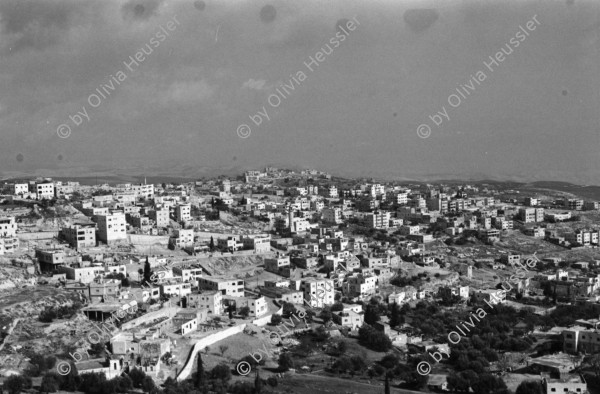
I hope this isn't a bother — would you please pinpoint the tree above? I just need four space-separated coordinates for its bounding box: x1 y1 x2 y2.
210 363 231 383
267 377 278 387
254 368 263 394
271 314 282 325
282 302 297 317
3 375 31 394
358 324 392 352
40 372 60 393
384 372 390 394
278 353 294 372
143 257 152 285
210 236 215 251
239 306 250 318
389 303 402 328
218 345 229 357
471 373 509 394
128 368 146 388
196 353 205 389
319 308 332 323
141 376 156 393
364 304 381 325
516 380 544 394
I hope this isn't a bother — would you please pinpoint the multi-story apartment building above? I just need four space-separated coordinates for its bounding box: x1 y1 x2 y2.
566 229 600 246
187 291 223 314
448 199 466 212
97 212 127 244
89 279 122 303
61 223 97 249
542 374 587 394
0 237 19 255
493 217 513 230
427 198 448 213
160 281 192 297
519 208 544 223
170 228 194 248
563 325 600 354
228 296 268 317
12 183 29 196
173 265 203 285
524 197 538 206
301 277 334 308
393 192 409 205
344 274 377 299
217 235 243 251
175 204 191 222
399 225 420 236
332 308 364 329
198 277 244 296
131 183 155 199
60 265 105 284
322 207 342 224
33 182 55 199
0 217 17 238
365 211 391 229
36 249 66 273
319 185 338 198
241 234 271 253
264 255 291 274
564 199 584 211
149 207 170 228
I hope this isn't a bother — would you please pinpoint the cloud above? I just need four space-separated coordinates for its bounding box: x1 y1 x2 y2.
242 78 267 91
0 0 80 53
121 0 164 21
163 80 214 104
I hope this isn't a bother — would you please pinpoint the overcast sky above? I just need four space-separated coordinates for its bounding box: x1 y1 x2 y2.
1 0 598 183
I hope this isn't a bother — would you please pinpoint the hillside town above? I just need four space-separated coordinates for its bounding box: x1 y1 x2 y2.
0 169 599 394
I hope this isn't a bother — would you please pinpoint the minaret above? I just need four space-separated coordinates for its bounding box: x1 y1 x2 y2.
288 209 294 231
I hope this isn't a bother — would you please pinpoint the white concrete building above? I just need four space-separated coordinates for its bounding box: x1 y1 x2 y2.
97 212 127 244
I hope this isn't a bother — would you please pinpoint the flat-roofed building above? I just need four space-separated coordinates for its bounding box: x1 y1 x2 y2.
564 199 584 211
259 287 303 304
344 274 377 299
12 183 28 196
217 235 243 252
187 291 223 314
170 228 194 248
225 295 268 317
198 277 244 297
0 217 17 237
264 255 290 274
89 279 122 303
322 207 342 224
332 308 364 329
175 204 191 222
34 182 54 199
542 373 587 394
132 183 154 200
36 249 66 273
0 237 18 255
97 212 127 244
241 234 271 253
60 265 104 284
160 281 192 297
173 265 203 285
173 309 207 335
149 207 170 228
61 223 96 249
301 277 334 308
